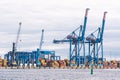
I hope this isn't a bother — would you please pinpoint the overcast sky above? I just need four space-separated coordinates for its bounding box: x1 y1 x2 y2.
0 0 120 60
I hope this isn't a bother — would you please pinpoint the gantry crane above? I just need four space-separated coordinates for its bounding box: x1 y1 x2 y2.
53 8 90 66
86 12 107 65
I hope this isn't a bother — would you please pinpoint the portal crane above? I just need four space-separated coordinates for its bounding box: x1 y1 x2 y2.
15 22 22 50
36 29 44 66
11 22 22 66
53 8 90 66
86 12 107 65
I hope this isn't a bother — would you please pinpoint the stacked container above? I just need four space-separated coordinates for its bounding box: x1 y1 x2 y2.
0 56 2 68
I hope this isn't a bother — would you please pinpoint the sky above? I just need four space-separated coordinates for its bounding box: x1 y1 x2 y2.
0 0 120 60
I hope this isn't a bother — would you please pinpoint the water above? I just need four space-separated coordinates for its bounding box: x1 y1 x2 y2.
0 69 120 80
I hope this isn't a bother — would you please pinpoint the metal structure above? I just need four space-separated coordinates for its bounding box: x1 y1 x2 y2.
35 29 60 66
4 10 107 68
4 29 60 67
15 22 22 50
53 8 90 66
39 29 44 50
86 12 107 65
36 29 44 66
4 50 56 67
11 22 22 66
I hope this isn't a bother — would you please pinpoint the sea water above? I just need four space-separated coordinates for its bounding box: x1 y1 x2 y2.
0 69 120 80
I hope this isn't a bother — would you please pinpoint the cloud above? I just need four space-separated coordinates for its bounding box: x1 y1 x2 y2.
0 0 120 59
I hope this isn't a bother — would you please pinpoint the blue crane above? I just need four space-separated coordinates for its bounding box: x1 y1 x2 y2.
36 29 60 66
39 29 44 50
36 29 44 66
86 12 107 65
53 8 90 66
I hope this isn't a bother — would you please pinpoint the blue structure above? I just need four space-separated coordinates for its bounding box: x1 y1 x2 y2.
53 8 90 66
36 29 44 66
86 12 107 65
4 29 61 67
4 50 58 67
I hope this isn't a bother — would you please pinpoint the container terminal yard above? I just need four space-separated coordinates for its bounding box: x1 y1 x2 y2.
0 0 120 79
0 8 120 70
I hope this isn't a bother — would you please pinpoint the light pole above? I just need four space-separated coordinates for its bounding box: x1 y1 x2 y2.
91 60 94 75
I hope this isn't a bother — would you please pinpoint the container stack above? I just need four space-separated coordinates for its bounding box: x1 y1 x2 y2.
0 56 2 68
2 59 7 68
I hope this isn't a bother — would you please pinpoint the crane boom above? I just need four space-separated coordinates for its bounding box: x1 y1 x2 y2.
81 8 90 40
39 29 44 50
53 8 90 43
15 22 22 51
100 12 107 41
86 12 107 43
